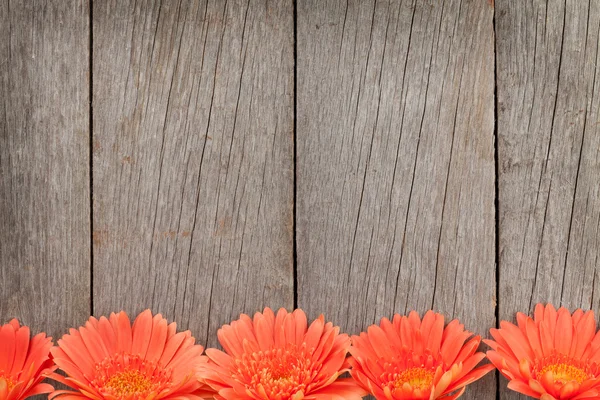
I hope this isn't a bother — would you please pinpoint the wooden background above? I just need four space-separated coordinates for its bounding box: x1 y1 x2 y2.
0 1 598 399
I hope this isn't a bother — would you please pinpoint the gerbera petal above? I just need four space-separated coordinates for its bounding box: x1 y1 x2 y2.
10 325 30 376
487 304 600 400
303 316 324 351
508 379 540 397
499 320 535 362
21 382 54 397
217 325 244 357
200 308 363 399
95 317 118 355
56 336 95 377
78 325 108 364
0 323 16 373
366 325 392 359
427 314 445 356
145 314 168 363
309 379 367 399
526 317 544 360
50 311 213 400
256 314 275 351
114 311 133 353
0 320 54 400
555 309 573 355
540 321 554 358
131 309 153 358
350 311 493 399
574 311 596 359
293 309 308 346
544 304 558 337
159 331 187 367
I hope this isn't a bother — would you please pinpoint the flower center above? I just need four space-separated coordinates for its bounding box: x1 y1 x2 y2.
538 363 590 384
392 367 434 391
534 355 595 385
232 344 317 397
90 353 172 399
104 370 154 397
0 375 16 392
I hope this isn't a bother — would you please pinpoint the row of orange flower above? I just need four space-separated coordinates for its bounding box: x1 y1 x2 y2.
0 303 597 400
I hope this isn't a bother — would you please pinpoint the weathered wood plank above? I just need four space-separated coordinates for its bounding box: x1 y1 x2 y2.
497 0 600 398
0 0 91 340
92 0 294 347
297 0 496 398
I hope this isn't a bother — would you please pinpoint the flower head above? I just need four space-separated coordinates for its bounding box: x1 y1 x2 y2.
49 310 214 399
349 310 494 399
199 307 367 399
0 319 55 399
486 303 600 399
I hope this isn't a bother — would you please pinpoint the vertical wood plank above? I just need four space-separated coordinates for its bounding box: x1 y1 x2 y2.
497 0 600 398
0 0 90 339
92 0 294 347
297 1 496 398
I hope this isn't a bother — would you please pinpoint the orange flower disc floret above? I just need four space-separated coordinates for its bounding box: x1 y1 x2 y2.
0 319 56 400
393 367 435 391
486 303 600 400
234 343 316 397
88 353 173 398
198 307 367 400
49 310 214 400
349 310 495 400
535 356 592 385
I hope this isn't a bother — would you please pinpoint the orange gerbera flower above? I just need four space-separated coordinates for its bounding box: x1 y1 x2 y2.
349 311 494 399
0 319 55 399
49 310 214 399
486 303 600 399
199 307 367 399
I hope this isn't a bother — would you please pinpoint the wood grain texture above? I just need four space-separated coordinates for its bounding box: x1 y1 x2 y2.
0 0 90 340
92 0 294 347
296 0 496 398
497 0 600 398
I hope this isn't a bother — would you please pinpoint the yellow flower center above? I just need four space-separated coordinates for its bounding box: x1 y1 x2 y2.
233 344 317 398
0 375 16 392
393 367 434 391
104 370 154 397
538 363 590 384
90 353 172 399
533 354 597 387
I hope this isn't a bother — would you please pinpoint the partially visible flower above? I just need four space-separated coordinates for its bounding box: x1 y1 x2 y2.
486 303 600 400
199 307 367 399
49 310 214 399
0 319 55 399
349 311 494 399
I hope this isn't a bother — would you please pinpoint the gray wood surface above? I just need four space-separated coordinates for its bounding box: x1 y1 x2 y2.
3 1 600 398
497 0 600 399
92 0 294 347
0 0 90 340
296 0 496 398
